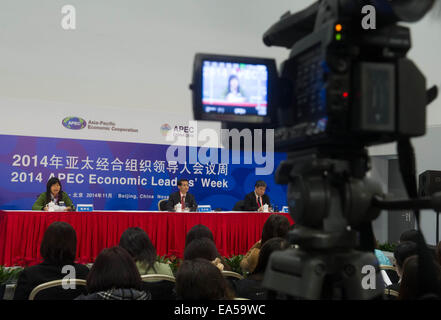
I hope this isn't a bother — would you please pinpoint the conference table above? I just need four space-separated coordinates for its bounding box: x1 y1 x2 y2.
0 210 293 267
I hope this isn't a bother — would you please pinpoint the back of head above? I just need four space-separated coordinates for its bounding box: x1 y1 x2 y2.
252 237 289 277
394 241 418 270
119 227 156 269
261 214 290 245
184 237 219 261
398 255 419 300
185 224 214 247
399 255 441 300
437 241 441 266
40 221 77 265
400 229 419 244
176 258 232 300
87 246 142 293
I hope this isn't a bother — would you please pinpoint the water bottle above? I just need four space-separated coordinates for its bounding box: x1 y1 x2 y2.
263 204 269 213
48 201 56 212
175 203 182 212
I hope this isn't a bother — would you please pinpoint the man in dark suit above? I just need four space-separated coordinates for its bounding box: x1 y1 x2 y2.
166 178 198 212
243 180 271 212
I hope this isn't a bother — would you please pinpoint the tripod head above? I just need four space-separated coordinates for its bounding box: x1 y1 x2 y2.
276 146 383 232
262 147 385 299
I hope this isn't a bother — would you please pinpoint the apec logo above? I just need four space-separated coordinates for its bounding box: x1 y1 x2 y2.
62 117 87 130
160 123 172 136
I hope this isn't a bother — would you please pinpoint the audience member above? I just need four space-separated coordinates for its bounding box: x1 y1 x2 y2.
233 237 289 300
185 224 214 247
75 246 150 300
240 214 290 274
119 227 173 277
398 255 418 300
399 229 437 260
184 237 226 271
386 241 418 292
400 229 419 244
436 241 441 267
13 222 89 300
175 258 234 300
184 225 231 270
398 255 441 300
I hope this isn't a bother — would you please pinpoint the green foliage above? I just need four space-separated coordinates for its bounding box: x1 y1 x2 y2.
156 255 246 276
157 255 181 276
0 266 23 284
377 242 397 252
223 255 244 275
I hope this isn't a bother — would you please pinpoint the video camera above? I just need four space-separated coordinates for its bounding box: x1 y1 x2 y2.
191 0 437 152
190 0 439 299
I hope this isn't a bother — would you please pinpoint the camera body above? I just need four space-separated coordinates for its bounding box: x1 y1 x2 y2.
274 19 427 152
189 0 437 299
190 0 433 153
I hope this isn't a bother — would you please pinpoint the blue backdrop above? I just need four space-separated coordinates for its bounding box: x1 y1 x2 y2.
0 134 287 211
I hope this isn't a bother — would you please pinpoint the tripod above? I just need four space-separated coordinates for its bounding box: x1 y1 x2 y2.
262 148 385 299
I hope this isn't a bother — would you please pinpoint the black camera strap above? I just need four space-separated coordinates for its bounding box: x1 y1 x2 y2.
397 137 440 298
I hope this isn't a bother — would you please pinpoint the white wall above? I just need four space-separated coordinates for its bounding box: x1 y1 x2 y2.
1 1 439 120
370 126 441 245
370 156 389 244
405 11 441 126
0 0 307 113
1 1 440 241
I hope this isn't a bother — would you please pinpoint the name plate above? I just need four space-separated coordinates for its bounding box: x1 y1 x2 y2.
77 204 93 212
197 205 212 213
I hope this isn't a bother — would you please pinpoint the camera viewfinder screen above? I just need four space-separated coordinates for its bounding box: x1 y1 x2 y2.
202 60 269 117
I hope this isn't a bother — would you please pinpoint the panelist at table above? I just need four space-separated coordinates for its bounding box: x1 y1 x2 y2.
32 177 74 211
166 178 197 212
243 180 271 212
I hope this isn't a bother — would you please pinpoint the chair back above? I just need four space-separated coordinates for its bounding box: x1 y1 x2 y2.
222 271 244 280
141 274 176 283
380 265 400 284
384 288 399 299
380 265 397 271
0 283 16 300
29 279 87 300
141 274 176 300
158 199 168 211
232 200 245 211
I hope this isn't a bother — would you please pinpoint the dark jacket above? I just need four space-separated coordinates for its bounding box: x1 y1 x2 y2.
32 191 74 211
243 192 271 212
13 261 89 300
166 191 197 212
75 288 151 300
232 276 267 300
140 281 176 300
